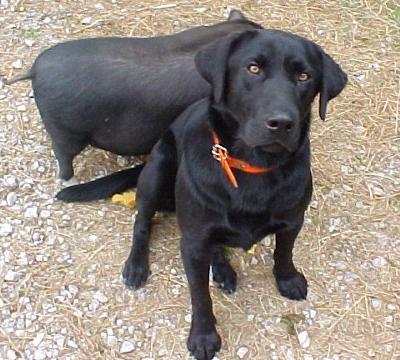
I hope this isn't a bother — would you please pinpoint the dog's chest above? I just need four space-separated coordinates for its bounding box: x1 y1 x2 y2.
217 209 286 251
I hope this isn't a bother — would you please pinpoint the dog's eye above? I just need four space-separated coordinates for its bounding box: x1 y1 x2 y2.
298 73 310 81
247 64 261 75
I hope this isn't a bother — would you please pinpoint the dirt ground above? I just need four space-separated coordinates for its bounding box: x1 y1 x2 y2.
0 0 399 359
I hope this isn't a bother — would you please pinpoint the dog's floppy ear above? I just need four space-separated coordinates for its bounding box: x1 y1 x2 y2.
195 32 246 104
319 50 348 120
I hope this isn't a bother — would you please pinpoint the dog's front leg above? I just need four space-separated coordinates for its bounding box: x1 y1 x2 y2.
181 239 221 360
273 217 308 300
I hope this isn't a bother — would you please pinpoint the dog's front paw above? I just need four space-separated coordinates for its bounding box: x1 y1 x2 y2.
212 262 237 294
275 271 308 300
188 329 221 360
122 258 149 290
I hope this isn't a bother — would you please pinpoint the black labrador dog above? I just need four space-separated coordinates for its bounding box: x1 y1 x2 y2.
59 29 347 359
6 10 260 181
120 29 347 359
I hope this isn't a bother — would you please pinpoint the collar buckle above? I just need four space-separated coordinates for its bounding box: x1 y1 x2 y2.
212 144 228 161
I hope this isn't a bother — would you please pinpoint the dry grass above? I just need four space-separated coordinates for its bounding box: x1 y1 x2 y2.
0 0 399 359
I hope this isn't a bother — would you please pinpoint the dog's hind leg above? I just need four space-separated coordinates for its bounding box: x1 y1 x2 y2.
122 134 177 289
211 247 237 294
273 217 308 300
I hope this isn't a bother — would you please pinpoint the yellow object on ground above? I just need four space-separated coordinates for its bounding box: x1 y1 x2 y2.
247 244 257 255
111 191 136 208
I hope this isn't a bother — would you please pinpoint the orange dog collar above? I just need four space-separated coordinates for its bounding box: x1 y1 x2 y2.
211 131 275 188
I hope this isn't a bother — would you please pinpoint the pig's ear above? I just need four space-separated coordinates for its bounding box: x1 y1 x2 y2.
227 9 247 21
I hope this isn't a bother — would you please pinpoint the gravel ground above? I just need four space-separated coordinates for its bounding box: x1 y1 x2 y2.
0 1 399 359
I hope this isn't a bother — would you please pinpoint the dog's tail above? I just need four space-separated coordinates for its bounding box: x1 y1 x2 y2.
56 164 145 202
5 70 33 85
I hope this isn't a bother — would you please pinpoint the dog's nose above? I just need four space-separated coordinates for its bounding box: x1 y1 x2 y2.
265 115 294 132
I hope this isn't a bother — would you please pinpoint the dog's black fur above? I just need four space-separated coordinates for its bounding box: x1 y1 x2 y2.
6 10 260 181
59 29 347 359
120 29 347 360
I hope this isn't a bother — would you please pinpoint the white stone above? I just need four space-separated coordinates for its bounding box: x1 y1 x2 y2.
3 175 17 187
6 349 17 360
93 291 108 303
34 349 46 360
32 331 45 346
12 59 22 69
120 340 135 353
184 314 191 323
298 330 311 348
68 284 78 295
107 335 118 346
4 270 19 281
237 346 248 358
25 206 38 219
40 210 51 218
25 39 35 47
370 298 381 310
95 3 105 11
67 340 78 348
372 256 387 267
16 104 26 112
0 223 13 237
81 17 93 25
6 192 17 206
54 334 65 350
4 249 14 263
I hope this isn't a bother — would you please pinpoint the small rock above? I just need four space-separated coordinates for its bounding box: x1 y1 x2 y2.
16 104 26 112
40 210 51 218
12 59 22 69
0 223 13 237
120 340 135 353
117 155 128 166
107 335 118 346
6 349 17 360
4 249 14 262
25 206 38 219
93 291 108 303
81 17 93 25
25 39 35 47
372 256 387 267
88 234 97 242
67 340 78 348
298 330 311 348
370 298 381 310
237 346 248 358
68 284 78 295
6 192 17 206
387 303 396 310
184 314 191 323
150 263 159 272
32 332 45 347
3 175 17 187
33 349 46 360
54 334 65 348
250 256 258 265
4 270 19 282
